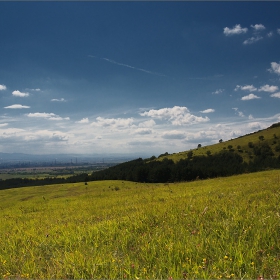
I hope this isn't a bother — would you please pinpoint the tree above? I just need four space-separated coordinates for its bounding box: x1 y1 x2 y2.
187 151 193 159
197 144 202 148
259 135 265 141
219 139 223 143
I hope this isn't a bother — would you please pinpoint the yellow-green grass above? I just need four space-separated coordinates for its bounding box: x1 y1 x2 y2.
160 125 280 163
1 170 280 279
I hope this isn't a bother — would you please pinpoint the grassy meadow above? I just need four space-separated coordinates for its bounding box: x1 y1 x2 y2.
0 170 280 279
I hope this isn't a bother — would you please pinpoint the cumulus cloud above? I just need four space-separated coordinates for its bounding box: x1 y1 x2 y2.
248 122 263 130
258 84 279 92
241 93 261 100
235 85 257 92
212 89 224 94
75 118 89 124
51 98 66 102
134 128 153 135
0 84 7 91
162 130 186 139
92 117 134 128
243 36 263 45
251 24 265 32
140 106 209 126
138 119 156 128
271 92 280 98
200 109 215 113
232 108 245 117
27 112 70 121
268 62 280 75
12 90 29 97
4 104 30 109
223 24 248 36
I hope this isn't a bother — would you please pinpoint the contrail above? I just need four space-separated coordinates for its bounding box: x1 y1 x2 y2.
88 55 166 77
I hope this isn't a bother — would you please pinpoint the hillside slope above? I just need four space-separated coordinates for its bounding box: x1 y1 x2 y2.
159 122 280 163
90 122 280 183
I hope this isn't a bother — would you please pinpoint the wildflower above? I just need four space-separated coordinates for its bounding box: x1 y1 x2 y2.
224 255 228 260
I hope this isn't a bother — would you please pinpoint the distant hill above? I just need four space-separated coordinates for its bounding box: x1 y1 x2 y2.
157 122 280 163
90 122 280 183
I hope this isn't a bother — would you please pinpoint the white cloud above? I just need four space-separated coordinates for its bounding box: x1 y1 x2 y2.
223 24 248 36
51 98 66 102
0 123 8 127
31 88 41 92
75 118 89 124
235 85 257 92
248 122 263 130
92 117 134 128
241 93 261 100
12 90 29 97
27 112 70 121
248 114 254 120
243 36 263 45
212 89 224 94
200 109 215 113
271 92 280 98
251 24 265 31
140 106 209 126
134 128 153 135
267 32 273 37
277 29 280 35
162 130 186 139
258 84 279 93
0 84 7 91
4 104 30 109
138 119 156 128
268 62 280 75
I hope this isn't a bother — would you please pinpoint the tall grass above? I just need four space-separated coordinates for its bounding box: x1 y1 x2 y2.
0 170 280 279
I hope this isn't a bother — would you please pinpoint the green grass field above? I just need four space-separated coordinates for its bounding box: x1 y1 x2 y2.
0 170 280 279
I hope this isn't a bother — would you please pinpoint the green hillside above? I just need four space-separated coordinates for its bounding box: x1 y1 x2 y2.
0 170 280 279
159 122 280 163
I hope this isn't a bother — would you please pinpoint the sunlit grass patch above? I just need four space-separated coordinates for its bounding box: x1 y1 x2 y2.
0 171 280 278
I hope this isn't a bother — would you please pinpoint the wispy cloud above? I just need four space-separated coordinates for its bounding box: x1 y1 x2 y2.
0 123 8 127
0 84 7 91
223 24 248 36
27 112 70 121
241 93 261 100
51 98 66 102
235 85 257 92
212 89 224 94
12 90 29 97
200 109 215 113
4 104 30 109
88 55 166 77
243 36 263 45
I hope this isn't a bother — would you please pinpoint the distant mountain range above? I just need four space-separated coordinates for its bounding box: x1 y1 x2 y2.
0 152 149 165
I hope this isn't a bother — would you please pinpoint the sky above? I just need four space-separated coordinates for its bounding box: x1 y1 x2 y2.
1 2 280 157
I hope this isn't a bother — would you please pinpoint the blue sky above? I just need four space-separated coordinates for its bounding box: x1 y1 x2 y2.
1 2 280 156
